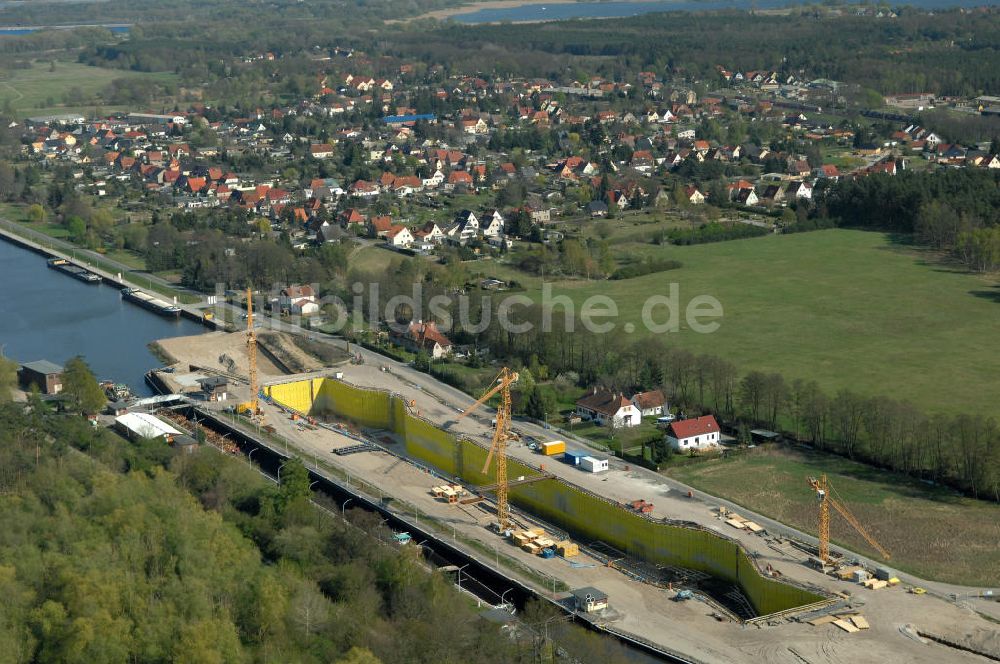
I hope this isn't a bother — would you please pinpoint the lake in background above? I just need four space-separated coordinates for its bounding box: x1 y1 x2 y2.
453 0 1000 23
0 239 205 396
0 25 129 35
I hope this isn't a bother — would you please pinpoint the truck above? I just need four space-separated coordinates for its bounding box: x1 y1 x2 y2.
540 440 566 456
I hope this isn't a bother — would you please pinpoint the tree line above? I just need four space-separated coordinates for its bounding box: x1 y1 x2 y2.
821 169 1000 272
463 306 1000 503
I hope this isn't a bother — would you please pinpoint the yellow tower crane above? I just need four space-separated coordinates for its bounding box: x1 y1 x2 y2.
807 474 890 563
245 288 262 422
458 367 519 533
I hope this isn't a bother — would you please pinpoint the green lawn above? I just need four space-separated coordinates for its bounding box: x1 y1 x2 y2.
349 245 402 273
569 418 662 454
524 229 1000 415
0 61 176 114
667 446 1000 586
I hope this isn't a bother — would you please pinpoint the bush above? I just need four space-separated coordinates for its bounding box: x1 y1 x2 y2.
611 258 682 280
667 222 769 246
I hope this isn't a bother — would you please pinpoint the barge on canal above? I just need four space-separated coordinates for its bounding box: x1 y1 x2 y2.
46 257 101 283
121 287 182 317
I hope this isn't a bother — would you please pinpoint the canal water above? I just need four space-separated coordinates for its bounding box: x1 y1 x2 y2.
0 239 205 396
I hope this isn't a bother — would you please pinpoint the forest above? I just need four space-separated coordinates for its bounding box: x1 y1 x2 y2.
390 9 1000 96
0 393 640 664
822 169 1000 271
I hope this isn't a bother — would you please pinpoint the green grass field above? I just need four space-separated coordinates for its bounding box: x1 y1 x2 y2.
0 61 175 114
525 229 1000 415
667 446 1000 586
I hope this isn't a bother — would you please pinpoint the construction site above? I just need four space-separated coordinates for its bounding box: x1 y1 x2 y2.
147 310 1000 664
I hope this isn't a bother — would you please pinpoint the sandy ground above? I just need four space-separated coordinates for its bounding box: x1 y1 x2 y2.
157 331 284 379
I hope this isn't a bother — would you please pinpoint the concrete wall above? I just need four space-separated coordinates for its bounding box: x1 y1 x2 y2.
266 378 825 617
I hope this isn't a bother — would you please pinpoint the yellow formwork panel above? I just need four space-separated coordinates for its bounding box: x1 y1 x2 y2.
277 377 825 616
266 379 314 413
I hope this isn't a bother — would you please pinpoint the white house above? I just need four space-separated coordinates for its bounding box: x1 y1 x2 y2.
386 225 414 248
630 390 666 417
446 210 479 243
414 222 445 244
666 415 721 451
291 298 320 316
481 210 505 237
422 169 445 188
392 320 453 358
279 284 316 310
786 181 813 200
575 388 642 428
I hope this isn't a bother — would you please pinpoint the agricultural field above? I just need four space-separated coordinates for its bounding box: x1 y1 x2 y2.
666 446 1000 587
523 229 1000 415
0 60 175 114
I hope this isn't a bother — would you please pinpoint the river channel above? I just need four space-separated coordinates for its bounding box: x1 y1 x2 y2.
0 238 205 396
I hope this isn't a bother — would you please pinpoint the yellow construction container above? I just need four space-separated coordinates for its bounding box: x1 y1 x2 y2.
541 440 566 456
525 528 546 539
556 541 579 557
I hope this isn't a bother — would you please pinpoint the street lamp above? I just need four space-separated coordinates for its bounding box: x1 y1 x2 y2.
341 498 353 517
500 588 514 609
309 480 319 491
248 447 258 468
457 563 470 592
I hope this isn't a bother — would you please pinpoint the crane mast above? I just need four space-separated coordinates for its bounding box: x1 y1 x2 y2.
808 474 890 562
246 288 260 421
458 367 519 533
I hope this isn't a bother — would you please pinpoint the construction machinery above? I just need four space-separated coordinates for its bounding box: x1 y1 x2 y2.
457 367 518 533
807 474 890 563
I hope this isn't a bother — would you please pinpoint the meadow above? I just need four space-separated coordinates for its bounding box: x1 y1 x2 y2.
0 60 175 114
522 229 1000 415
667 446 1000 587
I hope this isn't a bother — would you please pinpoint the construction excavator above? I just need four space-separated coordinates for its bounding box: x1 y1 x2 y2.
807 474 890 564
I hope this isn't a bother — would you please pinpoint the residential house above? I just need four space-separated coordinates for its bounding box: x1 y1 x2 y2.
666 415 721 451
386 225 414 248
279 285 319 315
684 185 705 205
631 390 667 417
481 210 505 237
588 200 609 218
339 208 366 226
413 221 445 244
393 320 453 358
786 181 813 200
310 143 334 159
369 215 394 238
575 388 642 428
760 184 785 206
349 180 379 198
735 188 759 206
814 164 840 180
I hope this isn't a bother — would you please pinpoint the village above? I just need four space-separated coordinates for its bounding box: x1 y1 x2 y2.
14 50 1000 265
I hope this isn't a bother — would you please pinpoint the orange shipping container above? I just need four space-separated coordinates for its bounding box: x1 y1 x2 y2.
541 440 566 456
